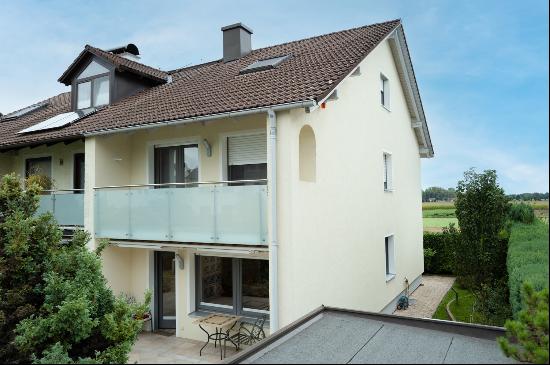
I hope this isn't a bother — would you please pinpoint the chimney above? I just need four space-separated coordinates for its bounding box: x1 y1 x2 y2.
221 23 253 62
107 43 141 61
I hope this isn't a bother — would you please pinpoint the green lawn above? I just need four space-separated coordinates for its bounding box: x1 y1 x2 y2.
423 217 458 231
433 283 479 323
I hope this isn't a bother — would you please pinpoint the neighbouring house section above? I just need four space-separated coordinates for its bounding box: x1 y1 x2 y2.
0 140 85 227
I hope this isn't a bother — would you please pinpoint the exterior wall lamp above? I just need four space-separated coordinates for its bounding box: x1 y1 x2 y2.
202 139 212 157
175 253 184 270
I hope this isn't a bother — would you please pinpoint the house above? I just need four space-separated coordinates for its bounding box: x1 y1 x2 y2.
0 19 434 341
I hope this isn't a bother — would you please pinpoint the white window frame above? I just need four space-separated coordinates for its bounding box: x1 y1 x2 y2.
385 234 396 282
383 151 393 192
380 73 390 110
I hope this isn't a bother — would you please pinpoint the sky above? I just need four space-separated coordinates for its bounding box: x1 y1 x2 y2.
0 0 548 194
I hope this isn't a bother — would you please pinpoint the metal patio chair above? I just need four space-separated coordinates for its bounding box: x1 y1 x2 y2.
229 315 267 350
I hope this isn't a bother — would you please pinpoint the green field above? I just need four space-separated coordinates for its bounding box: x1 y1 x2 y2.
423 206 457 231
423 208 456 218
433 283 478 323
423 218 458 231
422 200 549 231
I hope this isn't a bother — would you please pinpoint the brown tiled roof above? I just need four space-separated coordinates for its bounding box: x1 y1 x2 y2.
0 92 79 149
0 19 400 150
58 45 169 85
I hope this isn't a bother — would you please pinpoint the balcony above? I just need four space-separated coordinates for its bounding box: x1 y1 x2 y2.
36 190 85 226
94 180 268 245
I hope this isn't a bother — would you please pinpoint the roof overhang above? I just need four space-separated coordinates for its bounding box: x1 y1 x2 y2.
387 25 434 158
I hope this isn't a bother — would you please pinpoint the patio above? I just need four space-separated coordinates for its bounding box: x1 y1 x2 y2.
129 331 239 364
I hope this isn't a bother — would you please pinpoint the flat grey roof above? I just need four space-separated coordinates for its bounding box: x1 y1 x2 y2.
227 307 517 364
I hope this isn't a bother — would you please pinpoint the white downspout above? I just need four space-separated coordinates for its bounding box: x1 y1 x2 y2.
267 109 279 333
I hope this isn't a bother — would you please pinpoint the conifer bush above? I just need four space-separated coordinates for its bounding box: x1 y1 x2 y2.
0 173 148 364
499 283 549 364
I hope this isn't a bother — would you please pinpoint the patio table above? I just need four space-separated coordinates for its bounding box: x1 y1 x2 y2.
194 314 241 360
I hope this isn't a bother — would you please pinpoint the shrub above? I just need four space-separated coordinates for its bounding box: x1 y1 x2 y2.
476 279 512 326
508 220 549 316
509 203 535 224
498 283 549 364
423 247 436 272
423 223 459 274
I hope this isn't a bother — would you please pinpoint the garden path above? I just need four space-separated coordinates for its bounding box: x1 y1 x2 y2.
394 275 455 319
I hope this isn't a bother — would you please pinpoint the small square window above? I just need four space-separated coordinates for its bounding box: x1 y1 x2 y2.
383 152 393 191
380 74 390 109
385 235 395 280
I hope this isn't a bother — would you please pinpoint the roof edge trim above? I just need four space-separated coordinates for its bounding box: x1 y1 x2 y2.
388 25 434 158
82 100 317 137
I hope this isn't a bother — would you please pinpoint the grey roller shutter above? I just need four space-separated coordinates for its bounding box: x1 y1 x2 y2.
227 133 267 165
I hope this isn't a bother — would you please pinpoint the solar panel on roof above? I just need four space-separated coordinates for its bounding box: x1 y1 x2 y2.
1 101 49 121
240 55 289 74
18 108 95 134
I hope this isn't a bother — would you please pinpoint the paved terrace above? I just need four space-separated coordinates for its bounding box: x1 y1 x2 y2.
129 331 238 364
226 307 517 364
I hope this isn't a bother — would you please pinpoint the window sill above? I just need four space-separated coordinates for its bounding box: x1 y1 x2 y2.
385 274 396 283
189 310 270 325
381 105 391 112
384 188 394 193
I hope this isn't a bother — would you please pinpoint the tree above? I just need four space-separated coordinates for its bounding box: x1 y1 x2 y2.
454 169 510 289
0 173 148 364
422 186 457 202
499 283 549 364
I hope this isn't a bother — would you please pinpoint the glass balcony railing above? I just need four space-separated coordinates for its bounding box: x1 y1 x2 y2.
94 180 268 245
36 190 85 226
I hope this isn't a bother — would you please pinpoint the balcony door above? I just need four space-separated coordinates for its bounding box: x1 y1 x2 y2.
73 153 85 192
154 144 199 187
155 251 176 329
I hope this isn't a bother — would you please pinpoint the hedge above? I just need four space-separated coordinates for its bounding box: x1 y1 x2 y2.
509 203 536 224
423 225 460 274
507 220 549 316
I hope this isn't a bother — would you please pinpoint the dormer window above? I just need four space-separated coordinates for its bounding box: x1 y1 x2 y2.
75 60 110 110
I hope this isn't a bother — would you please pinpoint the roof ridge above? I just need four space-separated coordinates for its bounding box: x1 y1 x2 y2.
1 91 70 118
85 45 169 76
167 19 401 74
251 18 401 54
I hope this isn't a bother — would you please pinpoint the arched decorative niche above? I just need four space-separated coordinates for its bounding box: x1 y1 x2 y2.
299 125 316 182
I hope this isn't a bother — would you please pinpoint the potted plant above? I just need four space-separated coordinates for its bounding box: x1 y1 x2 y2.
125 290 153 332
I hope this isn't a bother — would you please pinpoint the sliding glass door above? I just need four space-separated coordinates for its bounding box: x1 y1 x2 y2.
196 256 269 317
154 144 199 187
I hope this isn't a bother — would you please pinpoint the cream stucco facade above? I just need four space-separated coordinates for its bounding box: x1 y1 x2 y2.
0 35 430 342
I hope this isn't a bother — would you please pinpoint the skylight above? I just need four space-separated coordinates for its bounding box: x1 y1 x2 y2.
240 55 289 74
1 101 49 121
18 108 95 134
